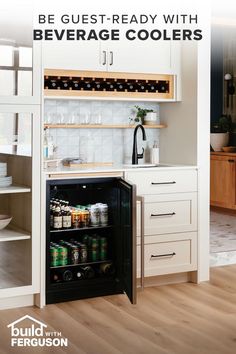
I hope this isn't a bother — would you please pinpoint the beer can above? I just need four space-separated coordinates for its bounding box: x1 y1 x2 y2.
50 246 60 267
58 246 68 266
90 205 100 227
91 237 99 262
70 245 79 264
80 210 90 228
80 243 88 263
100 237 108 261
72 210 80 229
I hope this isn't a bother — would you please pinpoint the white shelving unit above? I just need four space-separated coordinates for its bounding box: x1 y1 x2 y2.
0 186 31 194
0 228 30 242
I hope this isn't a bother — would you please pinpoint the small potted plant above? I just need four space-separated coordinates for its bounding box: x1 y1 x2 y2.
210 115 232 151
129 106 154 125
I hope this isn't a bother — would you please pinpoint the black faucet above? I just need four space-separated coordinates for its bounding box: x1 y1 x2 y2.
132 124 147 164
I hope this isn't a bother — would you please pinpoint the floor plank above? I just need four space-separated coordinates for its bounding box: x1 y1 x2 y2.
1 265 236 353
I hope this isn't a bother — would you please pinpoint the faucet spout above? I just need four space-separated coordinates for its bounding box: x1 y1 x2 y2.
132 124 147 165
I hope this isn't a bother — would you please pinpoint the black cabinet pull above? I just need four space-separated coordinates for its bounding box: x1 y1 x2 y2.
151 252 176 258
151 181 176 185
228 159 235 163
151 212 176 217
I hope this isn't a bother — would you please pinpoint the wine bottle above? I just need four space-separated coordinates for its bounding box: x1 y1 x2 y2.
105 80 115 91
137 80 147 92
80 266 95 279
126 80 137 92
99 262 115 276
116 80 126 92
51 269 73 283
147 81 157 93
157 81 168 93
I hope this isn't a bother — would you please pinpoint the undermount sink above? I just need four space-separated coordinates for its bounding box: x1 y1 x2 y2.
124 163 171 168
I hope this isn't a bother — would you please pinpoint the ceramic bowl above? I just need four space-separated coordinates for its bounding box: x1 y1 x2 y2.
0 215 12 230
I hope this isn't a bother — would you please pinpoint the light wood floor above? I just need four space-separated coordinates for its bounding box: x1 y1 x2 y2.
1 266 236 354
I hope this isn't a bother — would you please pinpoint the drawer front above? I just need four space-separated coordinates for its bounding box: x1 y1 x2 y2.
144 193 197 235
137 233 197 277
126 169 197 195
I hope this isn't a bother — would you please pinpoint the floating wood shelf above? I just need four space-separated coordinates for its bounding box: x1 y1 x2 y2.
44 124 167 129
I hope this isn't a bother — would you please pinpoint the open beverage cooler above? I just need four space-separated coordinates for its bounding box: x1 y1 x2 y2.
46 177 136 304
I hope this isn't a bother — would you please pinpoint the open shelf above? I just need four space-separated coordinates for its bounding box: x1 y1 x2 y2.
0 228 31 242
50 225 113 233
0 185 31 194
44 124 166 129
50 259 112 269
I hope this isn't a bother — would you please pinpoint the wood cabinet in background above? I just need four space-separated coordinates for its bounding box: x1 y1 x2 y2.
210 152 236 210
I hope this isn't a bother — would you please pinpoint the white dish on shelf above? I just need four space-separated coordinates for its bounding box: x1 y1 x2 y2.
0 215 12 230
0 176 12 187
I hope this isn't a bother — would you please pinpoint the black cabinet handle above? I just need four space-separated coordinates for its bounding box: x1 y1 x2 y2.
151 212 176 217
228 159 235 163
151 252 176 258
151 181 176 185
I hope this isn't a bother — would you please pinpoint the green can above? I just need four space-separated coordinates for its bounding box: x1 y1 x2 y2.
91 237 99 262
50 246 60 267
58 246 68 266
100 237 108 261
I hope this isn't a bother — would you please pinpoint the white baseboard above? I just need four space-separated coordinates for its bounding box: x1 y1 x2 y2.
0 295 34 310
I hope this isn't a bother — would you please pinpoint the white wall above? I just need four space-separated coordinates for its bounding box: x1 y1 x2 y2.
159 41 198 165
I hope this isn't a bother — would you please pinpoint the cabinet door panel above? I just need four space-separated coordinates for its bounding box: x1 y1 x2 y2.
106 39 170 74
42 41 103 71
210 156 236 209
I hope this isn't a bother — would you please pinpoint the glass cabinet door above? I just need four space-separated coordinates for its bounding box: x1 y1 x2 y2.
0 41 41 104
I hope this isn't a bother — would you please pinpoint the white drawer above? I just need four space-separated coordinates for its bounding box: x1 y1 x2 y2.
126 169 197 195
144 193 197 235
137 232 197 277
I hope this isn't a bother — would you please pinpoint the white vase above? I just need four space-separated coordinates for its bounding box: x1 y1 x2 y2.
144 112 158 125
210 132 229 151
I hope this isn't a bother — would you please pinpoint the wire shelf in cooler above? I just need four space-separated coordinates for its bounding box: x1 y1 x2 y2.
50 259 112 269
50 225 113 233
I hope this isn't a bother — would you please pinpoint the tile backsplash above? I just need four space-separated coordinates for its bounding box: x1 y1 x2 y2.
44 100 160 164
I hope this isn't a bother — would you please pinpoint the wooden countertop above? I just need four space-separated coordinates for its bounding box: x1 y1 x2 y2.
211 151 236 156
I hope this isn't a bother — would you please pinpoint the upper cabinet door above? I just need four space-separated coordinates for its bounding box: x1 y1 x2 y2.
42 41 104 71
104 36 180 75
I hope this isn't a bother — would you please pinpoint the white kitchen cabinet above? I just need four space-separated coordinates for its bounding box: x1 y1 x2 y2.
42 38 180 76
137 232 197 277
102 38 180 75
42 41 103 71
126 168 198 280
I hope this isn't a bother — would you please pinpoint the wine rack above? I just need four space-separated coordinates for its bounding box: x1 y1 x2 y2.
44 69 174 100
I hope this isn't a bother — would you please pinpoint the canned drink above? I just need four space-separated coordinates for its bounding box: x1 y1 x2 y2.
99 204 108 226
80 243 88 263
50 246 60 267
58 246 68 266
90 205 100 227
72 210 80 229
80 210 90 228
70 245 79 264
91 237 99 262
100 237 108 261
